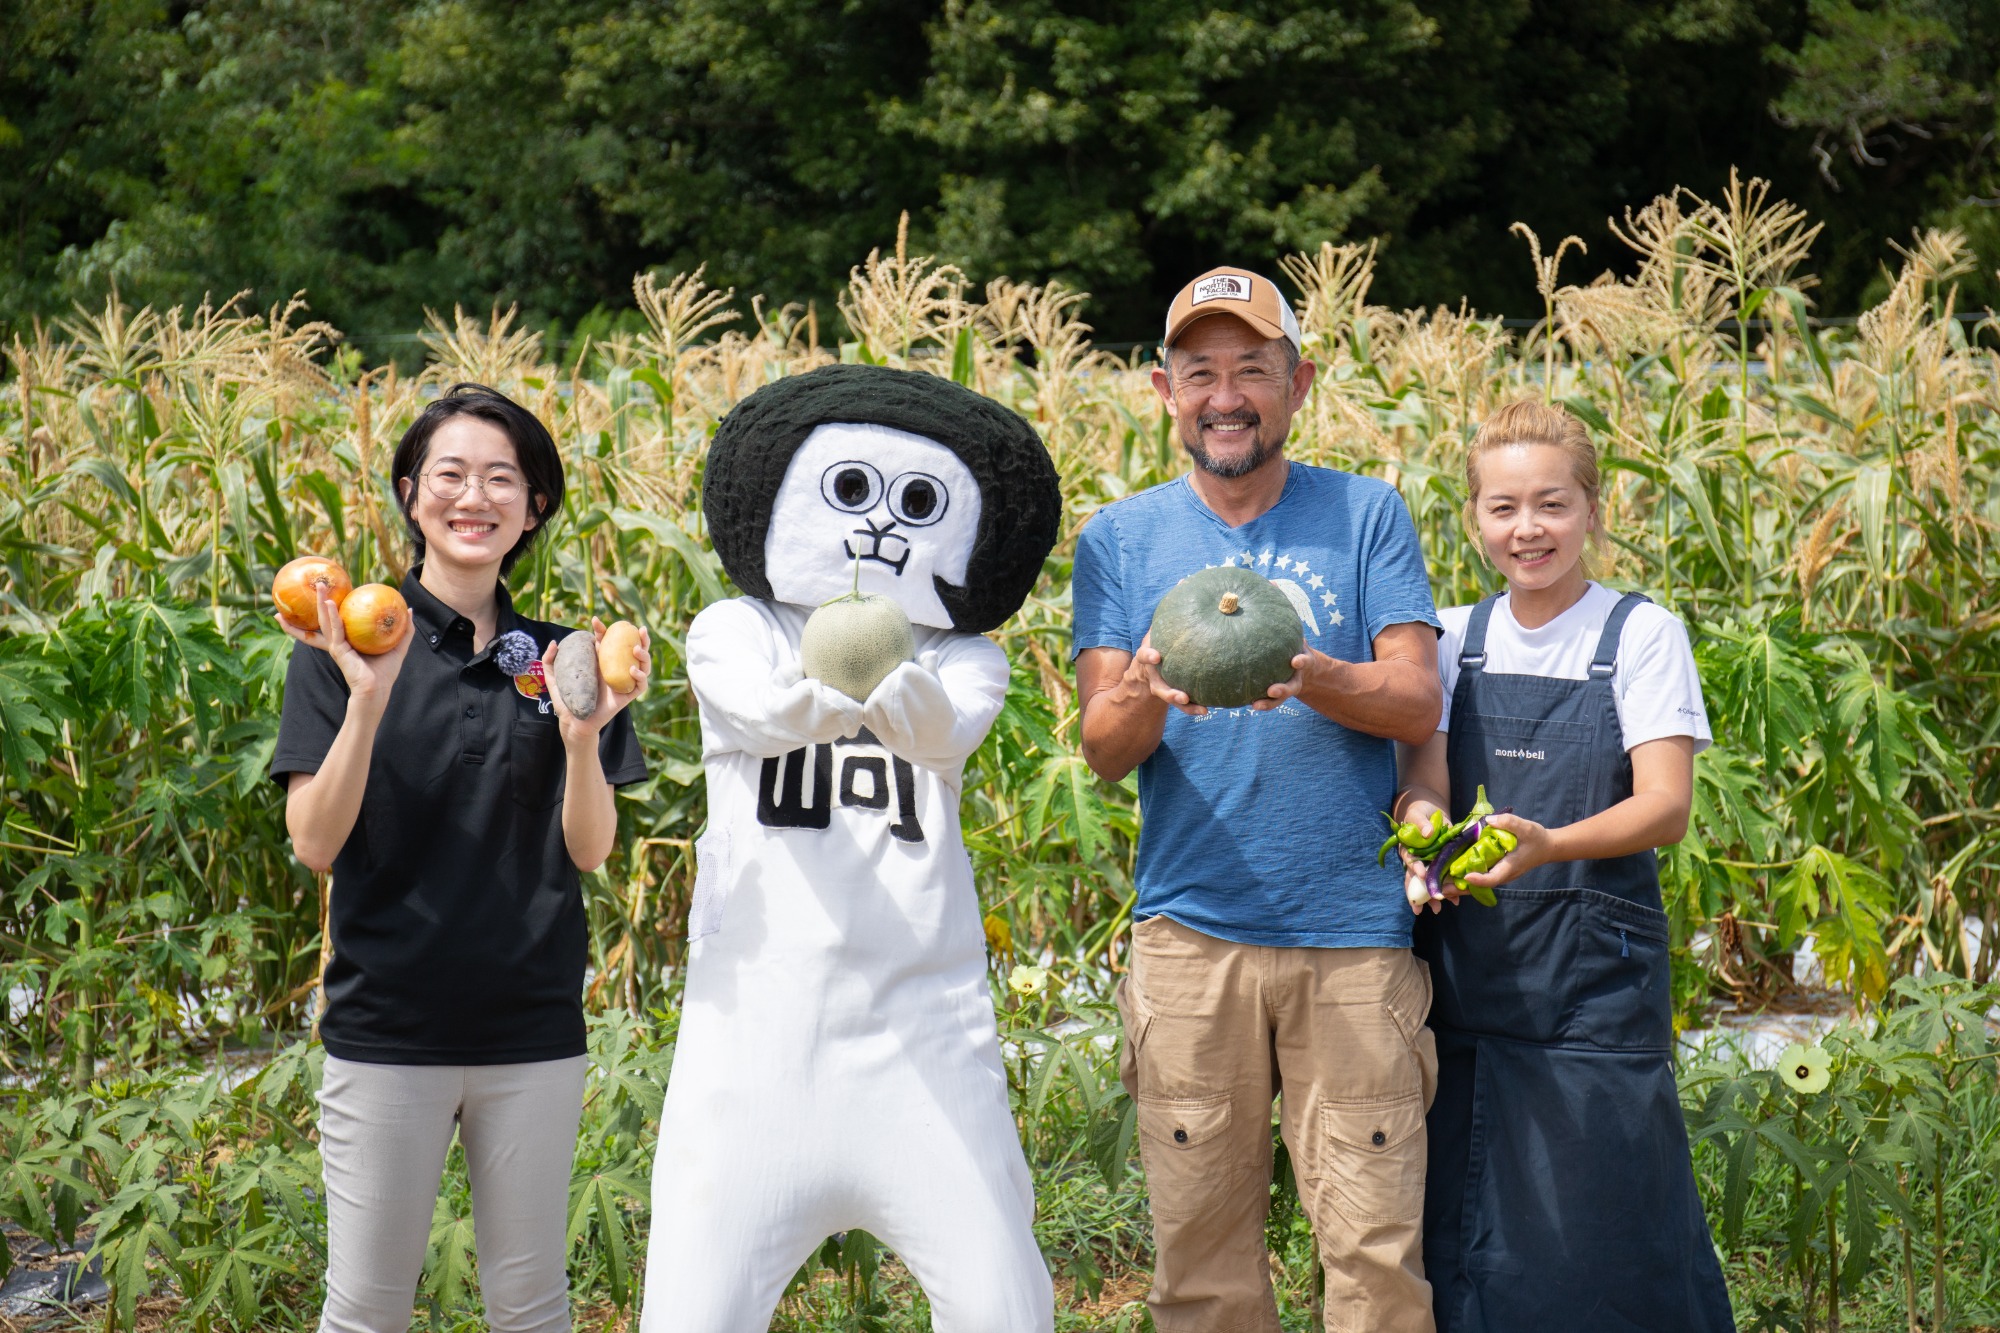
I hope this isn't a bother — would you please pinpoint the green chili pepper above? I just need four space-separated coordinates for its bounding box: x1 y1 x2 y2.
1446 826 1516 907
1381 788 1498 872
1378 809 1449 865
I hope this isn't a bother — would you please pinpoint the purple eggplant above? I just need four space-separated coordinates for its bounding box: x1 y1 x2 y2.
1421 801 1515 900
1425 818 1488 899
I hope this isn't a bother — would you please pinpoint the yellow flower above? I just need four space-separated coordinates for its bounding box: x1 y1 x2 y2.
1007 964 1048 997
1778 1042 1831 1094
983 913 1013 957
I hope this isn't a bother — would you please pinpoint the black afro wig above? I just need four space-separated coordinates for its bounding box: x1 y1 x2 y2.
704 364 1062 634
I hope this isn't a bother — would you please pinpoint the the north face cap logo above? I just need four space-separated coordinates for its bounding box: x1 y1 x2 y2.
1191 274 1251 305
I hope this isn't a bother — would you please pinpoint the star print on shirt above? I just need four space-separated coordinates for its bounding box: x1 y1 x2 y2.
1184 546 1341 652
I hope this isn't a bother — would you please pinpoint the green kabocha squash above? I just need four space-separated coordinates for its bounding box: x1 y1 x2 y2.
1148 567 1305 708
801 591 915 701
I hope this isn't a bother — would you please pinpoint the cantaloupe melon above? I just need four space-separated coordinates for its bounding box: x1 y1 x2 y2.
801 593 914 702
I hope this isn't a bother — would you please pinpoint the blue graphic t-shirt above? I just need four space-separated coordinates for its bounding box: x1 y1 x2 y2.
1071 463 1440 949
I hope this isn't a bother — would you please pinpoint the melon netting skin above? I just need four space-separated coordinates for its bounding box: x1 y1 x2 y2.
703 363 1061 634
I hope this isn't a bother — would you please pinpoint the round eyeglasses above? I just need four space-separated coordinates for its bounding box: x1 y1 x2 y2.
422 467 524 505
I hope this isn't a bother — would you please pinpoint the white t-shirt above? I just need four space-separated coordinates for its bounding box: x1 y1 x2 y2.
1437 583 1711 753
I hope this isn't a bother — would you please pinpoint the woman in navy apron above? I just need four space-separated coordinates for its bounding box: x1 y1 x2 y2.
1398 401 1733 1332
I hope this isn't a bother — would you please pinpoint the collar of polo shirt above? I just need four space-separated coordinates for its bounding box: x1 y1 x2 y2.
402 567 524 659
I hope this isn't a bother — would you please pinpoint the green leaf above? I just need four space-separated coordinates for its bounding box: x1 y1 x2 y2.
1696 613 1819 774
0 653 67 785
1557 394 1612 435
1666 457 1736 586
1776 286 1833 387
607 507 727 604
300 471 348 551
1090 1088 1138 1190
1828 661 1928 807
67 457 140 512
1024 753 1110 862
1774 386 1848 431
251 441 295 562
1688 744 1780 863
631 366 673 406
1776 845 1892 1001
423 1206 479 1312
951 325 976 386
1850 463 1892 580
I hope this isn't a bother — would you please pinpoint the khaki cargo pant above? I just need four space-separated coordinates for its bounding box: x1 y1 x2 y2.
1117 915 1439 1333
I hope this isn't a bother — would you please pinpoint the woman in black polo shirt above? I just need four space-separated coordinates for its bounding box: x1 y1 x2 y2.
271 383 648 1333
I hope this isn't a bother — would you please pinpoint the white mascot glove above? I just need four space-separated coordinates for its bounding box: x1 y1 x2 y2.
860 651 959 758
765 659 866 745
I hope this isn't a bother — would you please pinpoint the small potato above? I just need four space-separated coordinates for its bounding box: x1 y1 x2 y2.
597 620 645 693
552 629 602 719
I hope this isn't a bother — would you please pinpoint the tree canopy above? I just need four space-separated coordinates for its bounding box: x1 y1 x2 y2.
6 0 1998 349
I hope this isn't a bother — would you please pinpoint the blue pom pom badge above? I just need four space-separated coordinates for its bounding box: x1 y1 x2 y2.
494 629 552 713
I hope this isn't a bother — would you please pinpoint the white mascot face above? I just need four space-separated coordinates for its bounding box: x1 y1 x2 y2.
764 422 983 628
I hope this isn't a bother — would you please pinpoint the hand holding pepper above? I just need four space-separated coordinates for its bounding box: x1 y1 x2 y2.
1403 844 1462 914
1456 812 1552 892
1380 806 1450 866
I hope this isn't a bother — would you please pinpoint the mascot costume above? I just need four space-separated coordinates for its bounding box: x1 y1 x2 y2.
639 364 1062 1331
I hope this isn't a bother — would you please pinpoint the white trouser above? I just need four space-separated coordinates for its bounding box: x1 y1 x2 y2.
316 1054 587 1333
639 945 1054 1333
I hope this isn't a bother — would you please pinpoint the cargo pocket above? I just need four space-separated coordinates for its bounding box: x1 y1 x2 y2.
510 720 564 809
1136 1093 1235 1211
1319 1093 1426 1224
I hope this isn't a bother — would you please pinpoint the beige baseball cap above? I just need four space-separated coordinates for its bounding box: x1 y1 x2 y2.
1162 267 1302 352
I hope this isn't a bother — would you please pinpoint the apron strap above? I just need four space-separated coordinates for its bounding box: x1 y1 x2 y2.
1458 593 1505 672
1588 592 1651 679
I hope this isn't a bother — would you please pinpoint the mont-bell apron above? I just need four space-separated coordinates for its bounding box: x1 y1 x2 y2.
1413 593 1733 1333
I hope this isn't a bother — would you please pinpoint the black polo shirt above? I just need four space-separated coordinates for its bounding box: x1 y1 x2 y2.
271 570 647 1065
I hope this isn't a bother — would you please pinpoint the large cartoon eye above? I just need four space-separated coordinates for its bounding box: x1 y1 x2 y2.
887 472 949 527
820 461 884 513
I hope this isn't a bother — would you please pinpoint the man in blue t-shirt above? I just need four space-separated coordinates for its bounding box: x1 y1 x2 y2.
1074 266 1443 1333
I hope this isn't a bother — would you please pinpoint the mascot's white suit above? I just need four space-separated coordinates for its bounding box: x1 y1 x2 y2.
639 365 1062 1331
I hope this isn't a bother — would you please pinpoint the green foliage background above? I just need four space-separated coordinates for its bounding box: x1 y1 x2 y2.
9 0 2000 347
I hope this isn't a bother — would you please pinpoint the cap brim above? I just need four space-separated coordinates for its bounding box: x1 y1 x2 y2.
1164 307 1290 347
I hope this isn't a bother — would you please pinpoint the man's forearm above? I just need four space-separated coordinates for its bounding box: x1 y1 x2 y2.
1080 679 1169 783
1298 657 1442 746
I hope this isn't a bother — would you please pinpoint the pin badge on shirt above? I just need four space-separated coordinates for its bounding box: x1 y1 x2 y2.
494 630 554 714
